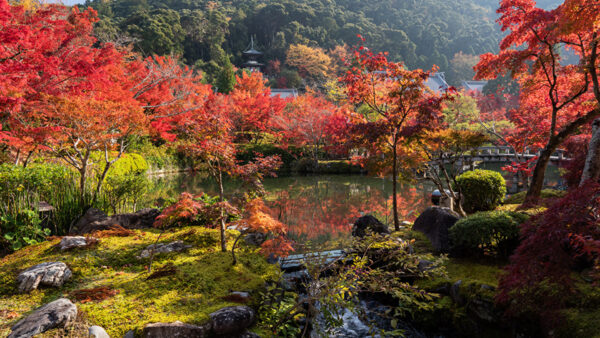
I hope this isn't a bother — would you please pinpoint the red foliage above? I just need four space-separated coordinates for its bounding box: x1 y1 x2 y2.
273 93 347 160
93 225 135 238
340 39 445 229
70 286 118 303
230 72 286 140
497 184 600 323
242 199 293 258
153 192 237 229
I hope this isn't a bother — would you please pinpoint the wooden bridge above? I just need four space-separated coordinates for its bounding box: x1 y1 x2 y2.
436 146 569 165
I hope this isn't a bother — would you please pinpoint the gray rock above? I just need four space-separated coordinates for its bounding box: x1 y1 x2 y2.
209 306 255 336
244 232 266 246
17 262 72 293
89 325 110 338
138 241 192 259
123 330 135 338
73 208 160 235
143 321 208 338
238 331 260 338
467 298 497 323
450 280 465 306
59 236 96 251
351 215 390 237
8 298 77 338
412 206 461 252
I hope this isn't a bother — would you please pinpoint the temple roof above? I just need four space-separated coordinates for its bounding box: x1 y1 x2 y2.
243 36 263 56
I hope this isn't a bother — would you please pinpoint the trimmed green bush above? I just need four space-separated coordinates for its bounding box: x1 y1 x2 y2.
449 210 529 257
455 169 506 213
106 153 149 177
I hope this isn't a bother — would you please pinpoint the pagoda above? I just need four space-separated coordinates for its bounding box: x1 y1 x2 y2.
242 36 263 72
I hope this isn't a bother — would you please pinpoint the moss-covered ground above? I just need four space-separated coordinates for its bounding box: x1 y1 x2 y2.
0 227 278 337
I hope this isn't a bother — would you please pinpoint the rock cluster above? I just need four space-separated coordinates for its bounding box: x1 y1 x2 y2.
8 298 77 338
17 262 72 293
72 207 160 234
142 306 256 338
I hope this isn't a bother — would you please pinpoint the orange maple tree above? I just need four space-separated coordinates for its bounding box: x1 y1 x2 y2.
341 39 445 230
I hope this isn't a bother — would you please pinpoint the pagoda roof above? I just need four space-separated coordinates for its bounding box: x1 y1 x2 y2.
243 36 263 56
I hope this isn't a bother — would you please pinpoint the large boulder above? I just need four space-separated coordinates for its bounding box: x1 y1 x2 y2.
8 298 77 338
143 321 208 338
138 241 192 259
412 206 461 253
17 262 72 293
351 215 390 237
209 306 255 336
72 208 160 235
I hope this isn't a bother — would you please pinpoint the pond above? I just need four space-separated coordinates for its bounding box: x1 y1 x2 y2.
147 163 564 252
148 173 433 252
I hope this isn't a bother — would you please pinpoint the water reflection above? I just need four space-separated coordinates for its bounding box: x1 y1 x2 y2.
148 174 433 251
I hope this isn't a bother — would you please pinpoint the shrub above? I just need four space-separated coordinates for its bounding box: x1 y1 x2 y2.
497 184 600 327
0 209 48 251
105 153 149 177
449 210 529 258
0 164 77 250
455 169 506 213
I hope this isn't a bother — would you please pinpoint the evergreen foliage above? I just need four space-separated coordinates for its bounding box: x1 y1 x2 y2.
455 169 506 213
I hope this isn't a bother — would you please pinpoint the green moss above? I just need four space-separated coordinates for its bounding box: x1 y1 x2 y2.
0 227 278 337
556 308 600 338
393 229 434 254
415 257 503 291
503 189 566 205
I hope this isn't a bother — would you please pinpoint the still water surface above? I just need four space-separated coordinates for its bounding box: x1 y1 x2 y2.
148 163 562 252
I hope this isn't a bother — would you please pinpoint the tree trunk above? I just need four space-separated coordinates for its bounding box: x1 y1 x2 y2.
218 169 227 252
524 149 552 206
581 118 600 185
392 143 400 231
13 149 20 166
523 108 600 205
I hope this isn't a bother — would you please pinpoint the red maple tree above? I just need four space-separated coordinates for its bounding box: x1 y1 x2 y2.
341 39 445 230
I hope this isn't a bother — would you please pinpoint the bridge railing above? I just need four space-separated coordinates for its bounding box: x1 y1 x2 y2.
473 146 567 160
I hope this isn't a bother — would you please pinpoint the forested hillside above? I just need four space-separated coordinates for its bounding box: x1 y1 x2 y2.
84 0 504 86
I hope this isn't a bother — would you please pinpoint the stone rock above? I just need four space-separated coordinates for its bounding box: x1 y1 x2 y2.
72 208 160 235
138 241 192 259
59 236 96 251
123 330 135 338
143 321 208 338
237 331 260 338
467 298 497 323
209 306 255 336
8 298 77 338
89 325 110 338
17 262 72 293
412 206 461 252
351 215 390 237
224 291 251 303
244 232 266 246
450 280 465 306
